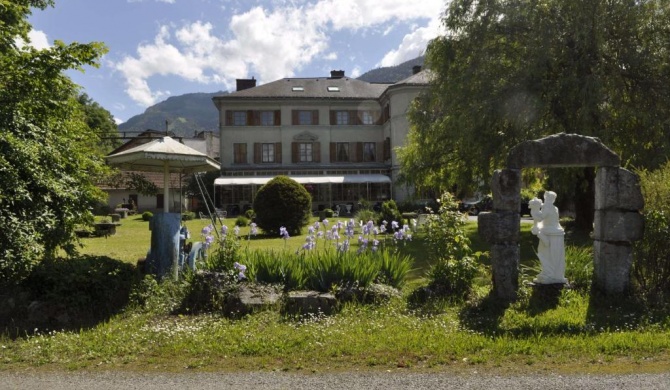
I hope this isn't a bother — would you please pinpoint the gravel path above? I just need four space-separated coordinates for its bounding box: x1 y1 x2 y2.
1 371 669 390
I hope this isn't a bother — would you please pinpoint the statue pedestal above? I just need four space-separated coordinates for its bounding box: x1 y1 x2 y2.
528 282 568 300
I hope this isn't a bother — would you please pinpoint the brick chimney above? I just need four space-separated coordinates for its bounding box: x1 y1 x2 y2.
236 77 257 91
330 70 345 79
412 65 422 75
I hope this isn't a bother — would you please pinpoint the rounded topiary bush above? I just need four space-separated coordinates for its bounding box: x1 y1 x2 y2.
142 211 153 221
253 176 312 235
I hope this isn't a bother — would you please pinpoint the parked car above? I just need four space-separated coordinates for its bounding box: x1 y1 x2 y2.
458 195 492 216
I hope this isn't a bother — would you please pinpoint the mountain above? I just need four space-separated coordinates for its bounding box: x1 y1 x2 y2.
356 55 425 83
118 91 226 137
117 56 425 136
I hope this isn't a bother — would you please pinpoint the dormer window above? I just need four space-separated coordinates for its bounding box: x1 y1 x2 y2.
327 86 340 92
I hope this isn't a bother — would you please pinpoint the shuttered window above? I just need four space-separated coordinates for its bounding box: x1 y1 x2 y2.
361 111 374 125
292 142 320 163
363 142 376 162
336 111 349 125
226 110 280 126
292 110 319 125
232 111 247 126
233 143 247 164
335 142 349 162
254 143 282 163
260 111 275 125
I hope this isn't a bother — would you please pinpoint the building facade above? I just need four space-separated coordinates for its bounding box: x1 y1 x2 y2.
212 68 429 215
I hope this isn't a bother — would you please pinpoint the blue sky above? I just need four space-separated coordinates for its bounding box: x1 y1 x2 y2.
27 0 446 123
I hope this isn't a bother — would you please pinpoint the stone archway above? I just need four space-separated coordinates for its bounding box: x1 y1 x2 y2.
478 133 644 301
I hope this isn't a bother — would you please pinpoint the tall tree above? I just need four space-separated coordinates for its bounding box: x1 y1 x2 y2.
0 0 108 285
400 0 670 227
77 93 122 154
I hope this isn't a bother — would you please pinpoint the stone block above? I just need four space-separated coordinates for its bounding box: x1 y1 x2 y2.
491 169 521 212
490 243 520 301
507 133 620 169
593 240 633 294
478 211 520 244
226 284 282 316
285 291 338 315
595 167 644 211
593 210 644 242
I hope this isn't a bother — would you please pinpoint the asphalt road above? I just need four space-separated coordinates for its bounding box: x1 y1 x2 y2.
1 371 669 390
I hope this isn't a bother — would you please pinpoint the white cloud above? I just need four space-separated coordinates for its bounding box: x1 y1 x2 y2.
350 66 362 78
16 29 51 50
128 0 175 3
28 30 51 50
113 0 445 106
114 117 125 125
323 52 338 61
310 0 443 31
380 17 443 67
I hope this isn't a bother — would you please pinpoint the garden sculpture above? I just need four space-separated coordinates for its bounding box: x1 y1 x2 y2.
529 191 567 284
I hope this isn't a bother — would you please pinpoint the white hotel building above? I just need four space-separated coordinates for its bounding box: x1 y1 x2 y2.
212 67 429 215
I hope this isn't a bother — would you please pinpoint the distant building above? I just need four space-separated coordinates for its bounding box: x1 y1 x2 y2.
212 67 430 215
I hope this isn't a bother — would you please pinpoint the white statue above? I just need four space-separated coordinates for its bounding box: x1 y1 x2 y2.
529 191 567 284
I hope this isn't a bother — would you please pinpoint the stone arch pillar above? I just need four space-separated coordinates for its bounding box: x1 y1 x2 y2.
478 133 644 301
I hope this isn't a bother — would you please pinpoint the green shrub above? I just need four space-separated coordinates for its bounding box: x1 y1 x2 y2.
23 255 138 319
355 209 378 225
142 211 153 221
181 211 196 221
377 200 403 227
319 208 334 221
130 274 192 314
634 162 670 302
253 176 312 235
423 192 477 298
633 210 670 301
203 233 242 272
245 208 255 219
427 255 479 298
235 215 250 227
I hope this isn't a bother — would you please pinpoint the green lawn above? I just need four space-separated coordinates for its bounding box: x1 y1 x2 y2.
81 215 585 276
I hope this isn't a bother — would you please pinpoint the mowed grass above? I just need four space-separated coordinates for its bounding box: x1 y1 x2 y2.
4 215 670 374
3 287 669 373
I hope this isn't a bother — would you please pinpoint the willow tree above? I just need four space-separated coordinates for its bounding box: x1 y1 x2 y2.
400 0 670 228
0 0 108 285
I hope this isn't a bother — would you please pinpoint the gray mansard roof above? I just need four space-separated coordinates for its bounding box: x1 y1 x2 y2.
215 77 392 101
213 70 431 103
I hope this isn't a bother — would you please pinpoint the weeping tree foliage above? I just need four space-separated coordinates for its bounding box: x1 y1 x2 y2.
0 0 109 285
400 0 670 227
